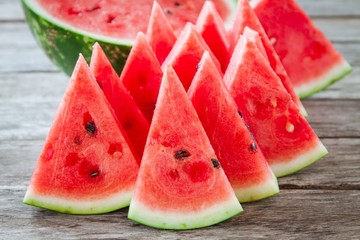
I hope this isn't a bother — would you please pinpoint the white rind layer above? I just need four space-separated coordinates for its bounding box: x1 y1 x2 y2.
234 170 279 202
128 196 243 229
23 187 133 214
295 59 352 98
270 140 328 177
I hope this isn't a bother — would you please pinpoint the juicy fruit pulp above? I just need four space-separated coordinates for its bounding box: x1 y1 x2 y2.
128 65 242 229
188 52 279 202
252 0 352 98
37 0 234 39
224 36 328 177
90 43 149 160
23 56 139 214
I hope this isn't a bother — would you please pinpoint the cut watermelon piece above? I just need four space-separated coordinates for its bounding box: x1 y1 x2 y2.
128 65 242 229
163 23 222 90
90 43 149 159
188 52 279 202
23 55 139 214
120 32 163 122
230 0 307 116
22 0 236 75
146 1 177 65
196 1 230 73
252 0 352 98
224 36 328 177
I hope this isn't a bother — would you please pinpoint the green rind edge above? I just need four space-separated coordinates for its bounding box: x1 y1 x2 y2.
273 145 329 178
298 65 352 99
21 0 132 75
23 192 130 215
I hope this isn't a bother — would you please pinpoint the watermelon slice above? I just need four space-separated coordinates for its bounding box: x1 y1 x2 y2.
230 0 307 116
196 1 231 73
22 0 236 75
252 0 352 98
90 43 149 159
23 55 139 214
146 1 177 65
163 23 222 90
188 52 279 202
119 32 163 122
128 65 242 229
224 36 328 177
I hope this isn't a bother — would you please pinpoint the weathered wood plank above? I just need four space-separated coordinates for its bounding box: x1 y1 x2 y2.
1 138 359 189
0 188 358 239
1 0 360 22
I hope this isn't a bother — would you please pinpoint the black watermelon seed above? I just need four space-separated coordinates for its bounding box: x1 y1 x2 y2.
238 110 243 118
250 142 257 152
165 9 173 15
174 1 182 6
175 149 191 160
89 170 100 178
211 158 221 169
85 121 97 135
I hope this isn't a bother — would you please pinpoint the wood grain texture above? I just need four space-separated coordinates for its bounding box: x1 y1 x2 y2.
0 0 359 239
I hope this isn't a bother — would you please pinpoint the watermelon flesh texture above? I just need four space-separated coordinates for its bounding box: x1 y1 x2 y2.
128 65 242 230
37 0 235 39
224 36 328 177
188 52 279 202
120 32 163 122
230 0 307 117
163 22 222 91
196 1 230 73
24 56 139 214
146 1 177 65
90 43 149 160
252 0 352 98
243 27 268 62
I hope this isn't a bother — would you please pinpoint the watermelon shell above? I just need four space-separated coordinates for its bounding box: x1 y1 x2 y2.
128 65 242 229
23 55 139 214
21 0 236 75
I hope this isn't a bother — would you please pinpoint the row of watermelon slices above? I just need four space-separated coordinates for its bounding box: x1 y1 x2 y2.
24 0 346 230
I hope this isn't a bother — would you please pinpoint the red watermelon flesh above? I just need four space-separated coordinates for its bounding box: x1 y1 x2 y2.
23 55 139 214
196 1 230 73
163 23 222 90
146 1 177 65
90 43 149 160
224 36 328 177
188 52 279 202
252 0 352 98
243 27 268 62
128 65 242 229
230 0 307 116
37 0 233 39
120 32 163 122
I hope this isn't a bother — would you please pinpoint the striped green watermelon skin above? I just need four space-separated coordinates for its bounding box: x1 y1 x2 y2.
22 0 132 75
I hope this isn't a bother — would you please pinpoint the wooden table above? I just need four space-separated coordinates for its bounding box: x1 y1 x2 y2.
1 0 359 239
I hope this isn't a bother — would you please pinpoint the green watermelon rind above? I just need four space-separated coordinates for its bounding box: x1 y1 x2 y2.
296 59 352 99
23 187 133 214
234 170 279 203
128 197 243 230
21 0 133 75
270 140 328 177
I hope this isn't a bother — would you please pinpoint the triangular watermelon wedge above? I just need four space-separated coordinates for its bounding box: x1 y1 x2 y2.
188 52 279 202
146 1 177 65
196 1 231 73
163 22 222 90
128 65 242 230
252 0 352 98
230 0 307 116
120 32 162 122
224 36 328 177
23 55 139 214
90 43 149 160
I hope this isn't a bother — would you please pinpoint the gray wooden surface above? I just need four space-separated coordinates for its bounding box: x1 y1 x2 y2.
0 0 359 239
